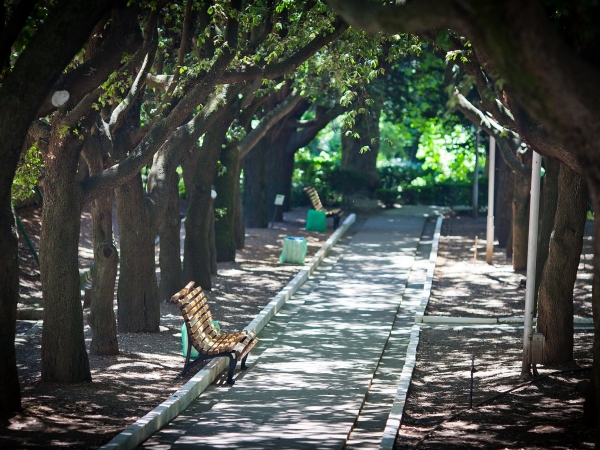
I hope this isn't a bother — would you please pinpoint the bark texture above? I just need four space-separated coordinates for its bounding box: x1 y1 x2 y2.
115 175 160 332
512 150 532 271
214 145 241 262
340 106 382 196
495 150 514 248
534 157 560 309
537 165 588 364
83 136 118 355
159 173 183 300
40 126 91 382
243 136 270 228
183 111 233 289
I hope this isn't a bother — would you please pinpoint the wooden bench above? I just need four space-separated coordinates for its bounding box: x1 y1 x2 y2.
170 281 259 384
304 186 342 229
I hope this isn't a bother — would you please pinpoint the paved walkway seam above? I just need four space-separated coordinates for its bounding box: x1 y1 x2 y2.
100 213 356 450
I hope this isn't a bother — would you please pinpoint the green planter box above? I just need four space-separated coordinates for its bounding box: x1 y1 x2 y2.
306 209 327 232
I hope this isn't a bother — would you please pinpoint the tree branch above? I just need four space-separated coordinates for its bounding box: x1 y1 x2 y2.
237 92 302 159
325 0 463 34
36 5 143 118
220 18 349 83
79 0 242 207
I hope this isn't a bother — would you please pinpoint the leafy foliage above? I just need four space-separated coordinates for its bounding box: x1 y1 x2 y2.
12 143 43 202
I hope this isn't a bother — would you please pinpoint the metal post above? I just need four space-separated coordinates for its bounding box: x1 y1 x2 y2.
469 354 476 408
521 151 542 378
486 137 496 264
472 129 480 218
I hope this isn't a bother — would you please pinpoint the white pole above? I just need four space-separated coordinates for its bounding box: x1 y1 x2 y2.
521 151 542 378
472 130 480 218
486 138 496 264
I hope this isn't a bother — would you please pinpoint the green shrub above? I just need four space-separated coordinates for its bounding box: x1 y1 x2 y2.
375 188 399 208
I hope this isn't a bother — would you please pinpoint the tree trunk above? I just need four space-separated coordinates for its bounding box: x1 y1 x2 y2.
512 150 533 270
496 151 514 248
280 148 296 213
534 157 560 311
243 136 270 228
40 129 91 382
584 193 600 428
208 200 218 275
159 172 183 300
115 174 160 332
0 202 21 412
88 223 119 355
214 144 240 262
183 116 230 290
234 172 245 249
537 165 588 364
340 105 382 196
512 171 530 271
0 0 113 412
83 138 119 355
267 128 294 221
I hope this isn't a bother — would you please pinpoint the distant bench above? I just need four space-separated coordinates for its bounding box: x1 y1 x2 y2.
304 186 342 229
170 282 258 384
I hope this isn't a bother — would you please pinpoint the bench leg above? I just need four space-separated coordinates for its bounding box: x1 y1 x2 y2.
241 354 249 370
333 215 340 230
227 355 237 385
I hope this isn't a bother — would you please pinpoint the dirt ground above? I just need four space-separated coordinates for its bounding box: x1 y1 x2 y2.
4 205 336 449
396 212 596 449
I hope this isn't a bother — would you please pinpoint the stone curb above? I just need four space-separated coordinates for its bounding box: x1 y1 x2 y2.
100 213 356 450
379 325 421 450
379 215 443 450
416 315 594 325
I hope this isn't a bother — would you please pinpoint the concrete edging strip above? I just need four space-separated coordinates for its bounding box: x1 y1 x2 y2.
379 325 421 450
415 215 443 322
100 213 356 450
418 316 594 325
379 215 443 450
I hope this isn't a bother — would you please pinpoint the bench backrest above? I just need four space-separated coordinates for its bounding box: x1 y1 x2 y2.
304 186 324 211
170 282 220 354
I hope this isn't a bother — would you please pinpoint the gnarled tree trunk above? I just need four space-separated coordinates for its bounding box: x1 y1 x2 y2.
537 165 588 364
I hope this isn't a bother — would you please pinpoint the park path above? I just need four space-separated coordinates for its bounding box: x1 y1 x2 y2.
140 207 439 449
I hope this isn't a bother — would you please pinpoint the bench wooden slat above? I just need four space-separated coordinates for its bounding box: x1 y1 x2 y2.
170 281 196 303
182 295 208 320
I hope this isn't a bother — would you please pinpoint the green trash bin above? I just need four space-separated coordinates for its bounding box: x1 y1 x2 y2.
279 236 308 264
306 209 327 232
